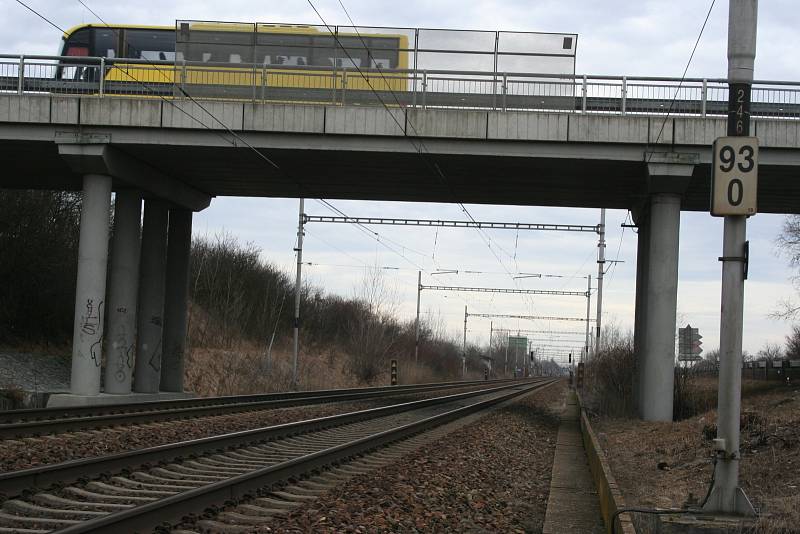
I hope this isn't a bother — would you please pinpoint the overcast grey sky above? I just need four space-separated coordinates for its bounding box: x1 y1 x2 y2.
5 0 800 359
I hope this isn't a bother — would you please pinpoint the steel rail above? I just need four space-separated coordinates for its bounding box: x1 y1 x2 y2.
0 378 518 439
51 379 557 533
0 379 543 498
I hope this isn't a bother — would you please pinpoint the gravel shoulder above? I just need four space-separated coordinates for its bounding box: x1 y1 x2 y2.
255 380 565 533
0 386 503 472
594 382 800 533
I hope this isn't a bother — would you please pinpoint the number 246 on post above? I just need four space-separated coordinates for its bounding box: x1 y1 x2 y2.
711 136 758 216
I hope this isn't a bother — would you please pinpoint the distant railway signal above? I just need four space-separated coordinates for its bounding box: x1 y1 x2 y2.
678 325 703 362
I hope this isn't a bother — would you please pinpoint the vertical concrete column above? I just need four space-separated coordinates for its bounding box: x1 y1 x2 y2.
134 199 169 394
104 190 142 394
161 208 193 392
70 174 113 396
640 194 681 421
632 210 650 414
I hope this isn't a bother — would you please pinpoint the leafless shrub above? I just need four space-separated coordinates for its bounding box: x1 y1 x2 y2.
584 325 635 417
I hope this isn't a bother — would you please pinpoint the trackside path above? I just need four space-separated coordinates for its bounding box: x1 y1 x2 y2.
542 389 604 533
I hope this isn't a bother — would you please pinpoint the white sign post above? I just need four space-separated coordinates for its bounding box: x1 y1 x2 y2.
711 136 759 217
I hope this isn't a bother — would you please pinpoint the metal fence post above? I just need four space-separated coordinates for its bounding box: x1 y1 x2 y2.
621 76 627 115
502 73 508 111
701 78 708 117
341 68 347 106
422 70 427 109
17 55 24 95
581 74 587 113
99 57 105 97
180 59 187 100
261 66 267 102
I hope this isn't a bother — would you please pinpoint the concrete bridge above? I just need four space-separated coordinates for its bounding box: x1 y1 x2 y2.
2 63 799 418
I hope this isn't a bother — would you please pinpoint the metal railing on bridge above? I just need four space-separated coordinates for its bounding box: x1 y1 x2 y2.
1 54 799 119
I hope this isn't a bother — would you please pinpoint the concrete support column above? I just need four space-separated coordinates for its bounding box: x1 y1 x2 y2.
103 190 142 394
161 208 193 392
640 193 681 421
70 174 113 396
632 209 650 414
134 199 168 393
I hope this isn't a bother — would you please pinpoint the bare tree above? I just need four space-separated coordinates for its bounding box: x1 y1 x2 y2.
345 267 401 382
756 342 783 362
786 325 800 359
774 215 800 319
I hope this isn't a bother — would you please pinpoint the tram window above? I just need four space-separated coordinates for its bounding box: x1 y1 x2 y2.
331 57 362 68
63 28 90 57
94 29 117 58
124 29 175 60
268 55 308 66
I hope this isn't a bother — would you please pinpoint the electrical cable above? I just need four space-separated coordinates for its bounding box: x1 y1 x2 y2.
647 0 717 159
306 0 543 312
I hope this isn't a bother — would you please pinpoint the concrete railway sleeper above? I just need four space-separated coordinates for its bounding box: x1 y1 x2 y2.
0 378 520 439
0 379 554 532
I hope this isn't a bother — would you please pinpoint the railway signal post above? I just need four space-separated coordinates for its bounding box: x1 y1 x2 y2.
703 0 758 516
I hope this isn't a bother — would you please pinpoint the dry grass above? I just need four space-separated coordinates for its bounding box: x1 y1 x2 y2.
595 381 800 532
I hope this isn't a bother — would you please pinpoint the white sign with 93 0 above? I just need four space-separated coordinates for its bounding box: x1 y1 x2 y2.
711 136 758 216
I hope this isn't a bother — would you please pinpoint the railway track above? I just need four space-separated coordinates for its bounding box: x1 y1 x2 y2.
0 378 517 439
0 378 556 533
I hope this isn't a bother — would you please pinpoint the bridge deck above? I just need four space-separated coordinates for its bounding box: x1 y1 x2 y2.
0 94 799 213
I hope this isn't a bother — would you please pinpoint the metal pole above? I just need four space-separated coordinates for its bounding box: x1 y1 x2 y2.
17 55 24 95
703 0 757 516
489 321 493 357
504 332 508 376
414 270 421 368
585 275 591 362
596 209 606 355
462 305 467 377
292 199 305 389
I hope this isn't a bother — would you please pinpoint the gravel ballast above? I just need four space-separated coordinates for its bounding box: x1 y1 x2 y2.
0 386 503 472
252 380 566 533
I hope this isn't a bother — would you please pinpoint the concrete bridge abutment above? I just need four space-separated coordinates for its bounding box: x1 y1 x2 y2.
636 153 697 422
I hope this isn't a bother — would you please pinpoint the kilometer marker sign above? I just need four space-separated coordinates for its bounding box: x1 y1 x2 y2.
711 136 758 216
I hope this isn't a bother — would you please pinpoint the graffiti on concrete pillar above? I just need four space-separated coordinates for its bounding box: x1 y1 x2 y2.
112 325 134 383
80 299 103 336
147 314 164 374
148 338 162 374
90 338 102 367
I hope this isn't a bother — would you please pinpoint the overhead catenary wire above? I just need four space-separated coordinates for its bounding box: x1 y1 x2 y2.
647 0 717 158
31 0 593 347
305 0 544 317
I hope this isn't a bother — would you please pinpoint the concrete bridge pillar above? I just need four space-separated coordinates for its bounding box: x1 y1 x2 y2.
69 174 113 396
632 207 650 412
639 193 681 421
637 153 697 421
134 199 169 394
104 190 142 394
161 208 193 392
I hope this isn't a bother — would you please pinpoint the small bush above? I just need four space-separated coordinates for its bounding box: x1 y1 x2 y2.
583 326 635 417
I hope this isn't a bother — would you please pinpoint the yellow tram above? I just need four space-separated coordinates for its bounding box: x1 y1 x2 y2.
57 22 410 95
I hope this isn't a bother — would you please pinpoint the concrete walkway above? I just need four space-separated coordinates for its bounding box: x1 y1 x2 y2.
542 390 605 534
